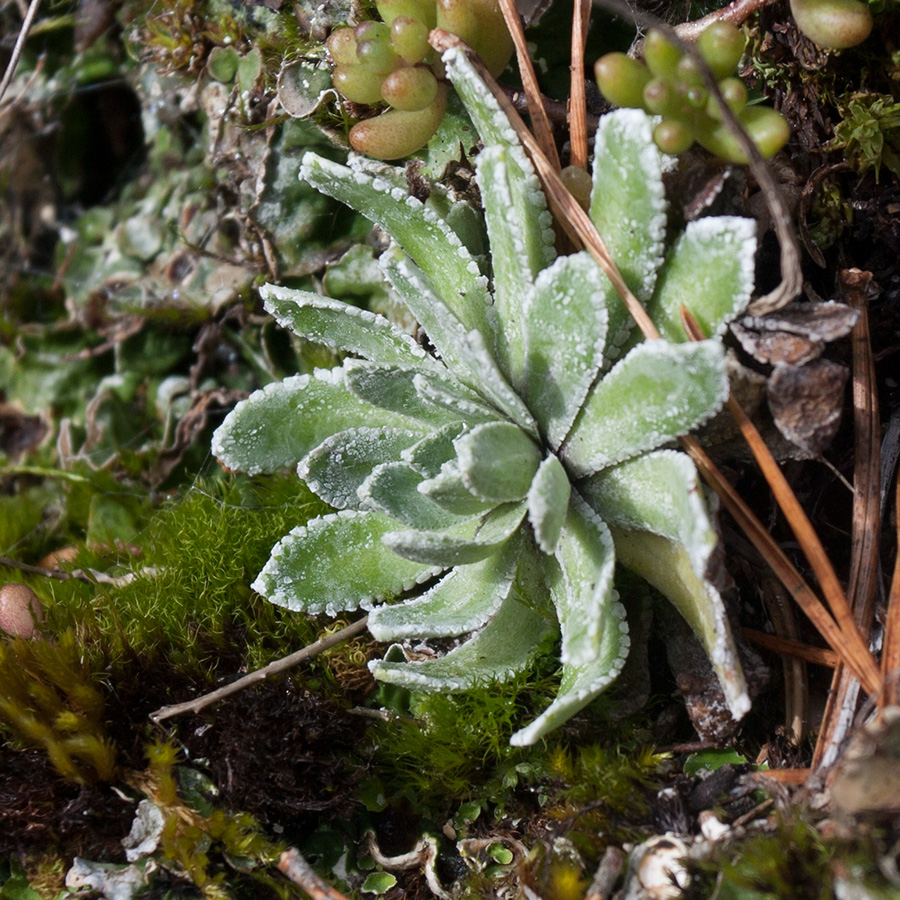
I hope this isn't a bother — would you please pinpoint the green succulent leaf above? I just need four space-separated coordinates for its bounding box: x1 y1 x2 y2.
510 585 630 746
418 461 497 516
299 427 427 509
380 247 540 436
253 510 440 616
646 217 757 342
360 461 473 530
551 493 617 668
343 360 488 429
300 153 492 336
212 366 419 475
562 340 728 477
259 283 429 365
520 252 611 448
589 108 669 359
369 541 557 689
454 422 542 502
384 502 526 566
526 454 570 554
581 450 750 717
401 423 466 477
367 534 521 640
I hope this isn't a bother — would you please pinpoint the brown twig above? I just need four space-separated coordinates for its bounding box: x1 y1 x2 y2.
0 0 42 106
813 270 883 768
149 617 369 723
496 0 561 171
883 475 900 706
568 0 591 170
743 628 837 668
278 848 354 900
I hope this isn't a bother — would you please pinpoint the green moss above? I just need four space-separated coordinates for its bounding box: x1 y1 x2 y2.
42 474 329 677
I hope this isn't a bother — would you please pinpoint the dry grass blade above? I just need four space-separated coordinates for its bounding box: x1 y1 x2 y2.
496 0 561 171
681 308 881 697
813 269 882 767
569 0 592 170
883 476 900 706
743 628 837 668
0 0 42 106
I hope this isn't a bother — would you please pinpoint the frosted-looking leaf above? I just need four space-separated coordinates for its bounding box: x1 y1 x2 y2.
300 152 491 337
260 284 428 365
401 423 466 478
580 449 750 719
368 534 521 640
511 582 629 746
385 502 526 566
252 510 440 616
412 373 498 425
646 217 757 343
589 109 669 359
521 252 610 448
343 360 484 430
474 146 528 378
443 46 555 277
551 493 616 667
419 460 496 516
527 454 570 554
359 461 474 531
212 366 419 475
369 541 556 689
454 421 542 502
380 247 539 437
562 340 728 478
299 427 427 509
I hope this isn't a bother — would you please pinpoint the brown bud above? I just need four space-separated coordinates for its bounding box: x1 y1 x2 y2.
0 583 43 639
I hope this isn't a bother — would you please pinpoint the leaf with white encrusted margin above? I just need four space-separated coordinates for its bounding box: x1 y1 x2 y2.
300 153 491 337
589 109 669 360
260 284 429 366
580 450 750 718
551 492 616 668
561 340 728 478
385 501 526 566
520 252 611 448
212 365 423 476
379 246 540 437
342 360 489 430
510 567 629 747
645 217 757 343
412 373 498 425
442 46 555 282
359 461 474 531
401 423 466 478
299 427 427 509
369 537 557 689
527 454 570 554
252 509 440 616
367 533 521 640
454 421 542 503
418 461 496 516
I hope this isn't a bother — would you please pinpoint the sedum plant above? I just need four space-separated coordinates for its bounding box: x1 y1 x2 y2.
213 47 758 745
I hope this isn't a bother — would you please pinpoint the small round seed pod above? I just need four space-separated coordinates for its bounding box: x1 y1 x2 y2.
0 583 43 639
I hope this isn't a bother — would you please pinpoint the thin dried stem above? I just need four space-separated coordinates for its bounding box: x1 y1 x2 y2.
149 617 369 722
278 848 354 900
883 475 900 706
813 270 883 767
0 0 42 106
497 0 561 171
569 0 592 170
743 628 837 668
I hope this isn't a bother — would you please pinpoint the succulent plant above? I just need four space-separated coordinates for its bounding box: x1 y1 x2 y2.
327 0 513 159
213 48 758 744
789 0 873 49
595 23 790 163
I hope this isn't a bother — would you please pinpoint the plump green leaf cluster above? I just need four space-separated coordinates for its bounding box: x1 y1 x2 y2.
213 48 759 744
327 0 512 159
595 23 790 163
